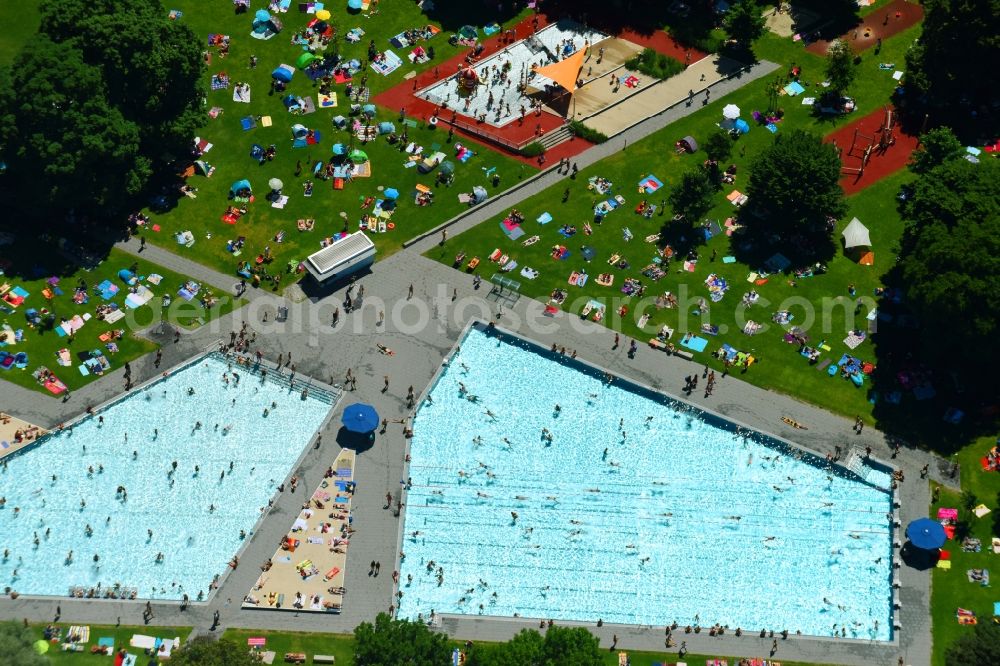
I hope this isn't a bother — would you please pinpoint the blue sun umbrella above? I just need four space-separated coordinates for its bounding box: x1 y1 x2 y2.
342 403 379 433
384 187 399 199
255 9 271 22
906 518 946 550
348 0 363 10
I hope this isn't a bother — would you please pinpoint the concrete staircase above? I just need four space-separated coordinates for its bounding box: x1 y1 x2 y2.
537 124 573 150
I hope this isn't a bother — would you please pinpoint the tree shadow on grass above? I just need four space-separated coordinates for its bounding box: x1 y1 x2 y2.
727 211 838 270
865 265 999 457
420 0 523 32
657 216 706 260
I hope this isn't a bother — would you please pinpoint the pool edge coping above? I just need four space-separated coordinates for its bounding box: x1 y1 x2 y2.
393 318 901 646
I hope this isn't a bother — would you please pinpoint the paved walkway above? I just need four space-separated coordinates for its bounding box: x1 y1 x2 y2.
581 55 747 136
404 59 781 253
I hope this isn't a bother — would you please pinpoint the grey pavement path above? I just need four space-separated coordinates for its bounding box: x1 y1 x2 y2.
0 251 941 665
117 236 267 303
404 59 780 254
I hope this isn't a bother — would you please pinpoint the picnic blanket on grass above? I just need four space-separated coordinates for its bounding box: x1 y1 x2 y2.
372 51 402 75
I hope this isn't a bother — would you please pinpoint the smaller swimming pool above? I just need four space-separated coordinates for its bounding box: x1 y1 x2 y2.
0 354 332 600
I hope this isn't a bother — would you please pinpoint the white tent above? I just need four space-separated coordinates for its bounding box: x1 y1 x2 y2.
842 217 871 249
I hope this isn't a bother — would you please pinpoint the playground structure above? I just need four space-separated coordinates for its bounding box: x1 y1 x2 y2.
837 106 895 177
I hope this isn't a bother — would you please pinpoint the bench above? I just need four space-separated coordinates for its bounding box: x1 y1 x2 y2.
673 349 694 360
313 656 336 664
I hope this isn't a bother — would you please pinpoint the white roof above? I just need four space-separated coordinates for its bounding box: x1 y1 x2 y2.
841 217 871 249
306 232 375 276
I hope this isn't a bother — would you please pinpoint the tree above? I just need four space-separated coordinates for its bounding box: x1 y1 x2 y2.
825 40 857 95
37 0 204 159
466 629 544 666
903 0 997 133
354 613 451 666
0 621 48 666
898 158 1000 372
723 0 767 51
0 40 147 211
909 127 964 175
539 626 604 666
0 0 203 219
668 168 715 221
704 131 733 163
745 129 845 232
170 637 262 666
945 620 1000 666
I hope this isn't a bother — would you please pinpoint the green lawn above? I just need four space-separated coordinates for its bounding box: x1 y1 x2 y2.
0 245 241 397
426 24 919 426
26 623 189 664
129 0 532 279
929 436 1000 666
222 627 840 666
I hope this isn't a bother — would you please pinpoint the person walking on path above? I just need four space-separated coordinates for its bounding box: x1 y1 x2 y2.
139 236 146 252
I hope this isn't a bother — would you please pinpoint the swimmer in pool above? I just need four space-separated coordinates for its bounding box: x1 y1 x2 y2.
763 536 776 542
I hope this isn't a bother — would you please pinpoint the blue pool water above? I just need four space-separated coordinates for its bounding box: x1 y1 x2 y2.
0 355 331 600
398 327 894 640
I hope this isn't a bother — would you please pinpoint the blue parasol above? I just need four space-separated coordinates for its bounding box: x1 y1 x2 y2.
255 9 271 22
341 403 379 433
905 518 946 550
384 188 400 199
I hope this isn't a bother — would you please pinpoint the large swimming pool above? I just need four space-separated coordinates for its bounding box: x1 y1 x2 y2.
0 354 332 600
398 326 894 640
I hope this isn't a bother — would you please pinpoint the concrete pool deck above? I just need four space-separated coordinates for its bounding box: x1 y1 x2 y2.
0 242 943 665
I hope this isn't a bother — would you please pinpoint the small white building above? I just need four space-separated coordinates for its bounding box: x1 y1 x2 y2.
304 232 376 284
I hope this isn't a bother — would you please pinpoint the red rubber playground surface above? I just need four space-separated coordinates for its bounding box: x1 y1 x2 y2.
824 106 918 195
374 14 705 167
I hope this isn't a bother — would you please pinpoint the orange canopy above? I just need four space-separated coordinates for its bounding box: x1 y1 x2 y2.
532 48 585 93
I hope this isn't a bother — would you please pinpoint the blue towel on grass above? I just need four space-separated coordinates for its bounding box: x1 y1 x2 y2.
680 335 709 353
